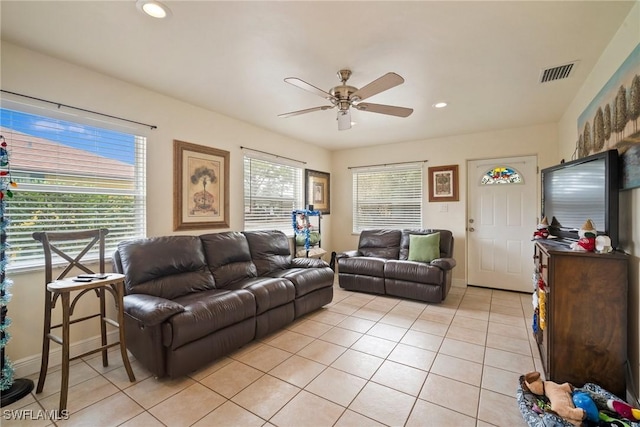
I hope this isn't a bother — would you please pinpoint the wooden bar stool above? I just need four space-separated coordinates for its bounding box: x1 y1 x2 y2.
32 229 135 413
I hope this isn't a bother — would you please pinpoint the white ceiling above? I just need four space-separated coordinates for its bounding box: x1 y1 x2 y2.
0 1 635 150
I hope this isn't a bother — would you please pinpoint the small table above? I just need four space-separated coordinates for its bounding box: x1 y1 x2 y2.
43 273 135 412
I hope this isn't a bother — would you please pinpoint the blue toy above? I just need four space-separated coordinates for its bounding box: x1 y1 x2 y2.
572 391 599 422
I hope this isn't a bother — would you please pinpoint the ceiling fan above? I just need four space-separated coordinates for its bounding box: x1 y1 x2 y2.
278 69 413 131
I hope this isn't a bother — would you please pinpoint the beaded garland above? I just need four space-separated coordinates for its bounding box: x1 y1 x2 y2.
1 134 17 391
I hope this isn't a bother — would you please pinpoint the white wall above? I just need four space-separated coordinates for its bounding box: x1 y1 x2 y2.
557 1 640 402
330 123 558 287
1 41 333 373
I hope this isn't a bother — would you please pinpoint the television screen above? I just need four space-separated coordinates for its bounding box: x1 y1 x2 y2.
541 149 619 248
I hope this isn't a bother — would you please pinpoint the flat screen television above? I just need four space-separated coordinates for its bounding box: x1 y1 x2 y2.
541 149 619 248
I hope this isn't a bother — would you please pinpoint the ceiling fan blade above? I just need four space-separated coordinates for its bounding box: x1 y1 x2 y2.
284 77 337 102
351 72 405 101
337 109 351 131
354 102 413 118
278 105 334 118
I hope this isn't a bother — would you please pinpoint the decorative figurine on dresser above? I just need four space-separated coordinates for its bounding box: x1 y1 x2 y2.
569 219 597 252
292 209 326 259
532 216 550 240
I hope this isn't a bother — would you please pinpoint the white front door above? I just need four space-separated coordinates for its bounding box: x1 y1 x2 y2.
467 156 537 292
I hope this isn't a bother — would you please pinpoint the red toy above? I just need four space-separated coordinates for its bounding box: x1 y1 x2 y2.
607 399 640 421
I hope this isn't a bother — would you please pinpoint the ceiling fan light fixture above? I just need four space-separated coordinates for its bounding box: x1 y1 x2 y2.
433 102 448 109
280 69 412 130
136 0 172 18
337 109 351 131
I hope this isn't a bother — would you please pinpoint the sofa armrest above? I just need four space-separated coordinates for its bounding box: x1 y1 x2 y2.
290 257 330 269
430 257 456 270
124 294 185 327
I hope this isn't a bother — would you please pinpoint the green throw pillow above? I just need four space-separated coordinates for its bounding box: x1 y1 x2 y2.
408 233 440 262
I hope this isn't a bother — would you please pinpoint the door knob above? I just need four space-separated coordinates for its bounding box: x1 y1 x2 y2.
469 227 475 232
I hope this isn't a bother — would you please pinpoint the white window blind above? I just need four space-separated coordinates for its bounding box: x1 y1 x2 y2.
352 163 423 232
1 107 147 270
243 153 303 234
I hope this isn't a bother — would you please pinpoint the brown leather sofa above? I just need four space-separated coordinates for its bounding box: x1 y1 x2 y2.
337 229 456 303
112 230 334 378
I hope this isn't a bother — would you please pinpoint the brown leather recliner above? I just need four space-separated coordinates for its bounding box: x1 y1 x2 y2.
113 230 334 378
337 229 456 303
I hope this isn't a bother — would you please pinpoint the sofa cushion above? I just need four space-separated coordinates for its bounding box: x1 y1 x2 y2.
399 229 454 260
384 260 443 284
338 256 386 277
116 236 215 299
268 267 334 297
166 289 256 349
201 232 258 287
223 277 295 315
358 229 402 259
244 230 293 275
408 233 440 263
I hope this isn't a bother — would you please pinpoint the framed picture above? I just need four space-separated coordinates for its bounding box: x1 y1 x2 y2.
173 140 230 230
576 42 640 190
428 164 459 202
305 169 330 214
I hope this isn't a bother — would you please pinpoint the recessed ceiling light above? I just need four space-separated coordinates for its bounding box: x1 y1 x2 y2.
136 0 172 19
433 102 448 109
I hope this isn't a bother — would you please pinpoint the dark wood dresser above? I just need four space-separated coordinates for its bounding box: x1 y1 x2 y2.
533 240 628 398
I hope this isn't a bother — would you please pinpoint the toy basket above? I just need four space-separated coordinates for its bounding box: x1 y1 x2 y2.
517 375 640 427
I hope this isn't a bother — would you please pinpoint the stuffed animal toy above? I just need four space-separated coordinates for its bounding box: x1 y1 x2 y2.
570 219 596 252
533 216 550 240
524 371 586 426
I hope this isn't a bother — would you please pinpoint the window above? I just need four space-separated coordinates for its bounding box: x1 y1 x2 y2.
352 163 423 232
1 108 146 270
480 166 523 184
243 153 303 234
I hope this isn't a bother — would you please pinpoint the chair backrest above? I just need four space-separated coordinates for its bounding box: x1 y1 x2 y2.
32 229 109 284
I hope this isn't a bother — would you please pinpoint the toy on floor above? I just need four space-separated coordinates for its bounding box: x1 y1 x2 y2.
608 399 640 422
573 391 599 422
599 411 632 427
570 219 597 252
532 216 550 240
524 371 586 426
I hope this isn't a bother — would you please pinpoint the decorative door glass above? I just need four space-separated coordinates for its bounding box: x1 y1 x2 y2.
480 166 523 184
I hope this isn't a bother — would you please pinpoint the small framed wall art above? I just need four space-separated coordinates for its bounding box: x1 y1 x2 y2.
173 140 230 230
305 169 330 214
428 164 459 202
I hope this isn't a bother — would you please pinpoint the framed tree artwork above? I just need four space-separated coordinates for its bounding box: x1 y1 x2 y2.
173 140 230 230
305 169 330 214
428 164 459 202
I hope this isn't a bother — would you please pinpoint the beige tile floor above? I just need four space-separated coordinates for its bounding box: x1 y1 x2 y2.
4 281 540 427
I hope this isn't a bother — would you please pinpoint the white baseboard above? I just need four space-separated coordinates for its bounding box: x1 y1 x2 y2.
11 330 120 379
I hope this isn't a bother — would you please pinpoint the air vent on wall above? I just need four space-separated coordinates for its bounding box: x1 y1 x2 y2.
539 61 579 83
